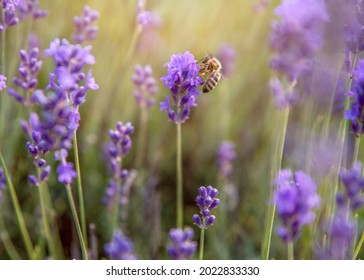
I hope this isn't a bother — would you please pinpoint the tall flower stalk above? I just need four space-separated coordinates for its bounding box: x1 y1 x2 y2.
273 169 321 259
0 153 34 259
132 64 158 170
192 185 220 260
262 0 328 259
160 52 203 228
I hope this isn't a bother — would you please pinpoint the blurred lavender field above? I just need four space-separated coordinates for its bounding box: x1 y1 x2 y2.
0 0 364 260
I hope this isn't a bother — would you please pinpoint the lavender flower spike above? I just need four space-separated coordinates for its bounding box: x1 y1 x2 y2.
71 5 99 44
104 230 137 260
193 185 220 229
0 167 6 203
337 161 364 211
160 52 203 124
217 141 237 179
8 46 42 105
0 74 7 91
132 64 158 109
216 44 236 78
345 59 364 136
167 227 197 260
273 169 321 243
270 0 329 82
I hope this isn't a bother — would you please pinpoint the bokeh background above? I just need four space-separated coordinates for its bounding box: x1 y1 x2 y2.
1 0 360 260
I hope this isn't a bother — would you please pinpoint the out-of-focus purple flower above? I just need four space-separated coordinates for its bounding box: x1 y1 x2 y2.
136 0 161 30
0 74 7 91
270 0 329 82
273 169 321 243
160 52 203 124
0 167 6 203
345 59 364 135
343 0 364 54
337 161 364 210
217 141 237 179
71 5 99 44
137 10 161 29
317 208 355 260
216 44 235 78
17 0 47 20
132 64 158 109
193 185 220 229
269 78 297 109
0 0 46 32
103 122 134 209
167 227 197 260
104 230 137 260
103 170 129 207
8 46 42 105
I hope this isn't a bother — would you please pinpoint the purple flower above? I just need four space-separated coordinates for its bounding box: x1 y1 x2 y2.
317 208 355 260
17 0 47 20
103 122 134 208
167 227 197 260
160 52 203 124
0 74 7 91
104 230 137 260
273 169 321 243
216 44 236 78
193 185 220 229
0 167 6 203
55 149 76 185
71 5 99 44
8 46 42 105
217 141 237 179
136 0 161 30
337 161 364 210
345 59 364 135
270 0 329 82
343 0 364 54
132 64 158 109
269 78 297 109
0 0 46 31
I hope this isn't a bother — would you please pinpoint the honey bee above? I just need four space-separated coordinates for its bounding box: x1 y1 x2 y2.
199 54 222 93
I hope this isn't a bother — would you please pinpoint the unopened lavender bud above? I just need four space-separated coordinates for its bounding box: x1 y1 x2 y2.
192 214 202 227
205 215 216 228
28 175 38 186
37 159 46 168
40 165 51 181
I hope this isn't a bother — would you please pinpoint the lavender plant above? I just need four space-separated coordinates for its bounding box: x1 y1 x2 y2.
104 229 137 260
71 5 99 44
262 0 329 260
192 185 220 260
273 169 320 259
103 121 134 231
167 227 197 260
160 52 203 229
132 64 158 169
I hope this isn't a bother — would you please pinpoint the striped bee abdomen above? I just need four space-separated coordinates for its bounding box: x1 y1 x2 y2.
203 71 222 93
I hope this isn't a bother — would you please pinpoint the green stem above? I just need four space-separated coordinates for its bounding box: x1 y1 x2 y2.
199 227 205 260
73 133 87 249
135 108 148 170
287 242 294 260
176 123 183 228
353 136 361 165
37 180 58 259
0 152 34 259
0 211 21 259
353 229 364 259
261 107 290 260
65 184 88 260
